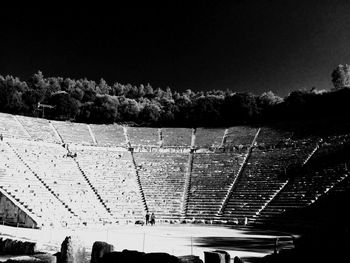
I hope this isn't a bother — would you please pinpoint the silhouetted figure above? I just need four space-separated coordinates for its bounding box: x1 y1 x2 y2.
145 212 150 225
150 213 155 226
0 134 3 141
274 237 280 254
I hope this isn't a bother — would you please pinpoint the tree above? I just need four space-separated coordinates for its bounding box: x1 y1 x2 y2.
139 103 161 125
192 95 224 126
97 78 110 94
88 94 119 123
222 92 258 124
144 83 154 98
119 98 140 121
49 91 79 120
331 64 350 89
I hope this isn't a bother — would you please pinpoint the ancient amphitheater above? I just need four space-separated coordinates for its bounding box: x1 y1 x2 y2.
0 112 349 229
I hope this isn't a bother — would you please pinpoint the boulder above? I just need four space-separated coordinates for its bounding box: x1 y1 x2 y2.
33 253 57 263
60 236 87 263
143 252 179 263
121 250 144 262
53 252 62 263
178 255 203 263
204 251 226 263
213 250 230 263
23 242 37 255
100 252 123 263
90 241 114 263
3 239 14 254
233 256 244 263
5 256 42 263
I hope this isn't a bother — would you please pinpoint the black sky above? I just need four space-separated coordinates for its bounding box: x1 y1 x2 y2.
1 1 350 96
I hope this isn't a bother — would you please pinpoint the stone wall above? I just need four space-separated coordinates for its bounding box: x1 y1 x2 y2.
0 191 38 228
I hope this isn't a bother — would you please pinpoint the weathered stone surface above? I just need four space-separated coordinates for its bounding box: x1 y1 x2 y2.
90 241 114 263
0 238 36 255
60 236 87 263
178 255 203 263
33 253 57 263
213 250 230 263
101 251 178 263
233 256 244 263
121 250 144 262
204 251 225 263
143 252 179 263
100 251 123 263
3 239 14 253
5 255 42 263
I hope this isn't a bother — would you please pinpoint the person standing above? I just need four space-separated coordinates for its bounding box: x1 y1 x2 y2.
150 213 155 226
145 211 150 225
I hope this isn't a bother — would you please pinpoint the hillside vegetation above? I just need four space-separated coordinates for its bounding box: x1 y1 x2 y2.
1 70 349 127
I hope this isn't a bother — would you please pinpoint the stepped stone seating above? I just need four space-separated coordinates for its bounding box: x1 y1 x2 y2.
0 113 30 140
162 128 192 147
257 164 349 223
51 121 93 145
256 137 350 223
223 126 257 147
127 127 159 147
187 152 246 220
221 141 316 221
194 128 225 149
309 134 350 161
75 148 145 221
257 127 292 146
16 116 60 143
133 152 189 219
0 142 75 227
90 124 126 146
9 141 111 225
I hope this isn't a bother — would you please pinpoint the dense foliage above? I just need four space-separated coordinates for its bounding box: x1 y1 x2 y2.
0 71 349 127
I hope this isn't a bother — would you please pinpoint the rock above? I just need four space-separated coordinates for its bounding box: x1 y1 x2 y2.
143 252 179 263
121 250 144 262
204 251 226 263
53 252 61 263
100 252 123 263
3 239 14 254
213 250 230 263
23 242 37 255
33 253 57 263
60 236 87 263
5 256 42 263
90 242 114 263
178 255 203 263
233 256 244 263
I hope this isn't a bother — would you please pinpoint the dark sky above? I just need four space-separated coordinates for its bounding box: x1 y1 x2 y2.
1 1 350 97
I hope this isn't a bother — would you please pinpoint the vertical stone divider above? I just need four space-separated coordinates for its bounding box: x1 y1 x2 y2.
49 121 64 144
3 141 78 220
72 156 114 222
180 150 194 220
13 115 31 138
217 127 261 216
158 128 163 148
219 128 229 148
129 149 149 214
87 124 97 145
125 126 148 214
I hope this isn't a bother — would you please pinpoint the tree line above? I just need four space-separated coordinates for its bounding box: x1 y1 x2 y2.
0 70 349 127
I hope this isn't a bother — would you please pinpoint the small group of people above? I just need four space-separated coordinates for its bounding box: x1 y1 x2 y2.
66 151 77 158
145 212 156 226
